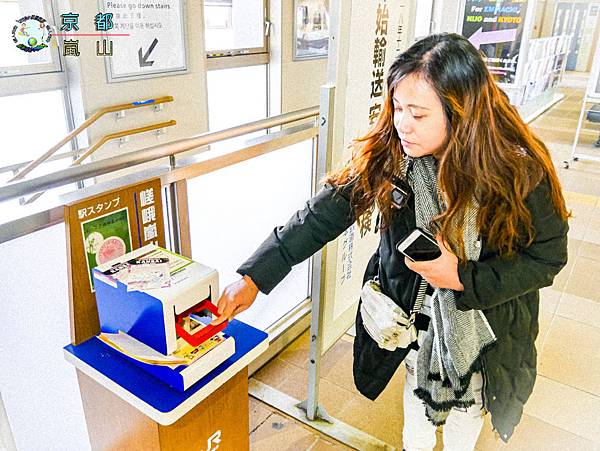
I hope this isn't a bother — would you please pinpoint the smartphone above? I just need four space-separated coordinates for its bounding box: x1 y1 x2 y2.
397 229 441 262
390 176 411 209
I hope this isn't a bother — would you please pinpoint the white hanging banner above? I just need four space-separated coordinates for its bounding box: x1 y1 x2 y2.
321 0 415 352
102 0 187 81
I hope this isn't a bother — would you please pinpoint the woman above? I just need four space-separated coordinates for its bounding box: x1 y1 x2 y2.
211 33 569 450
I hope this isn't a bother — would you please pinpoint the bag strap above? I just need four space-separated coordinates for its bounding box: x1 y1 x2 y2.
408 278 428 325
376 252 428 325
402 156 426 325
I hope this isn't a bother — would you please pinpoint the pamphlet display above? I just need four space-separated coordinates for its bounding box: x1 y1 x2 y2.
518 34 572 106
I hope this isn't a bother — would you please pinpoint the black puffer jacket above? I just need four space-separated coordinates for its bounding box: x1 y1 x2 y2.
238 179 568 442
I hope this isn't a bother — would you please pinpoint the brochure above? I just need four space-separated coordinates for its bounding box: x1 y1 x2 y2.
98 329 228 368
98 331 189 367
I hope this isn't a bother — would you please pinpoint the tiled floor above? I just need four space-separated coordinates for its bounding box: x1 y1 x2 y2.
248 73 600 450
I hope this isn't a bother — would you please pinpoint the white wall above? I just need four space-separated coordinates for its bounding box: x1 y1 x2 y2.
0 224 91 451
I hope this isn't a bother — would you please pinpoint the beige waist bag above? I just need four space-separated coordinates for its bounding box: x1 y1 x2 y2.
359 279 420 351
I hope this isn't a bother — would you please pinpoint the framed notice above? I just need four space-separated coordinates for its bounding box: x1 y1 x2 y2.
81 207 133 291
293 0 329 61
460 0 529 85
101 0 188 82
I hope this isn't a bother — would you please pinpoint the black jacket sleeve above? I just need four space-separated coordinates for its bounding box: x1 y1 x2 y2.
455 181 569 311
236 182 357 294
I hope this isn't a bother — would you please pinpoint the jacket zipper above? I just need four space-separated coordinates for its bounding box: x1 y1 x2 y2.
481 354 489 414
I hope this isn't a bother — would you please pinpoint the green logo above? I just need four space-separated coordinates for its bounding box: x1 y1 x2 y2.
12 15 52 52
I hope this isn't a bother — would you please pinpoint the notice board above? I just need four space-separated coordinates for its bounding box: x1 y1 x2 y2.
103 0 187 81
460 0 529 85
65 178 166 344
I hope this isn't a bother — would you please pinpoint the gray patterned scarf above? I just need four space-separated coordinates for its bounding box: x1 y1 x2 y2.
406 155 496 426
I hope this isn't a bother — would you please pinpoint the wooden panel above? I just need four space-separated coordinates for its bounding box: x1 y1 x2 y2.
64 179 166 345
158 369 249 451
77 363 250 451
78 371 161 451
175 180 192 259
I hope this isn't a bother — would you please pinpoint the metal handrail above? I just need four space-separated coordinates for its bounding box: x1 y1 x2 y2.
0 119 176 177
72 120 177 166
0 106 319 203
0 121 318 245
7 96 174 183
0 149 80 176
24 120 177 205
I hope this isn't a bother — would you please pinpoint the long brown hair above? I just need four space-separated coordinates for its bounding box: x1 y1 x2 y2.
325 33 569 259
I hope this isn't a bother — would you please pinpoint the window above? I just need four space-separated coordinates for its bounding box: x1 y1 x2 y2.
0 0 77 218
206 64 268 140
0 90 75 219
0 0 62 77
204 0 268 69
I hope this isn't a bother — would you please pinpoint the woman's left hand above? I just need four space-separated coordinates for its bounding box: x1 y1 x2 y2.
404 235 465 291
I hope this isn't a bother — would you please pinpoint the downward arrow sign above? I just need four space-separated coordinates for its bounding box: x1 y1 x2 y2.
138 38 158 67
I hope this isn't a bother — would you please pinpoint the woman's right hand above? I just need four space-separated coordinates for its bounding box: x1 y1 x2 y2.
210 275 259 326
